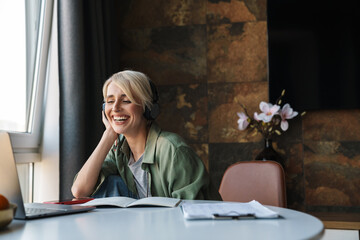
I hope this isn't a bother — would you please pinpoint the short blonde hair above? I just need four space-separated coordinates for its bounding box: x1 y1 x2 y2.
102 70 153 112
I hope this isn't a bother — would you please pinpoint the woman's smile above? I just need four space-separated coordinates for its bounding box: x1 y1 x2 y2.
112 115 129 123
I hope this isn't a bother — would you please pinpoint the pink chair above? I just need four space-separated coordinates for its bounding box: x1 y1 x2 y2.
219 161 287 208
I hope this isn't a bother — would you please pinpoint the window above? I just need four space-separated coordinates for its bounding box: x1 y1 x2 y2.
0 0 54 202
0 1 41 134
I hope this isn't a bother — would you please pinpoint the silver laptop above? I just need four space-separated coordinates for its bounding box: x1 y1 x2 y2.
0 131 95 219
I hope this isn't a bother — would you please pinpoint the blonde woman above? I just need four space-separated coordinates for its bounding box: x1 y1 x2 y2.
71 70 221 200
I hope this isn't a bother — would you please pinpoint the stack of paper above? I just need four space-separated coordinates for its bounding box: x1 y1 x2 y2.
181 200 279 220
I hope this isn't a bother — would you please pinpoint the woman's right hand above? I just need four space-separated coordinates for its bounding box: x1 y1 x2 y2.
102 110 118 142
102 109 111 129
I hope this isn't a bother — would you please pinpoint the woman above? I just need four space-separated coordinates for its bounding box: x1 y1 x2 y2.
71 70 221 200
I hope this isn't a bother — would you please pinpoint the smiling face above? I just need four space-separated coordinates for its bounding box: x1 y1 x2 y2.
104 82 147 137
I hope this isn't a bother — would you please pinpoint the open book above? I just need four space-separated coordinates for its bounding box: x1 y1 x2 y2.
181 200 279 220
81 196 181 208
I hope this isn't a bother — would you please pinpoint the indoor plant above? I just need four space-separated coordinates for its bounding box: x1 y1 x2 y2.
236 90 303 168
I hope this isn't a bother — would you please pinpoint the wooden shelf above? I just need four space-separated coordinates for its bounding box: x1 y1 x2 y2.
309 212 360 230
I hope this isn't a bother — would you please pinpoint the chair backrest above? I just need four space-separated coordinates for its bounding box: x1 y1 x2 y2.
219 161 287 208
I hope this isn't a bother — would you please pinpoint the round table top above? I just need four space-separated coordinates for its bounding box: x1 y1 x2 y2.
1 201 324 240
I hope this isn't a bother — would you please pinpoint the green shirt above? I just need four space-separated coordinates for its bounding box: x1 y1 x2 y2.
93 122 221 200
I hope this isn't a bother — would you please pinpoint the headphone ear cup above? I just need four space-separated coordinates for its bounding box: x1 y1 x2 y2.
149 102 160 120
144 106 151 120
143 78 160 120
144 102 160 120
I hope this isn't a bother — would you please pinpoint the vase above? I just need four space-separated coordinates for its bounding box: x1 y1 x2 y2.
255 138 285 169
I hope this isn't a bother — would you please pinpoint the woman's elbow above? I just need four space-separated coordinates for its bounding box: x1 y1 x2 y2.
71 185 89 198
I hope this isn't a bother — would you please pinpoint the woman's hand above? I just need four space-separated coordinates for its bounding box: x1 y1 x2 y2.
102 110 118 142
102 110 111 128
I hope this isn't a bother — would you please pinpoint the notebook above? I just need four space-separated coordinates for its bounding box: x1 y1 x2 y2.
0 131 95 219
181 200 279 220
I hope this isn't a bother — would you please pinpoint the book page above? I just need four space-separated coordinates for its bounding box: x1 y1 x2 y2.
182 200 279 220
127 197 181 208
81 197 136 207
81 196 181 208
248 200 279 218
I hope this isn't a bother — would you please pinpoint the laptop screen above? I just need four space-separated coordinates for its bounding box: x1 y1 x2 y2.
0 132 95 219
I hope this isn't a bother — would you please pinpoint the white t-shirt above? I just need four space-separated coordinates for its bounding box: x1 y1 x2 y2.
128 153 151 198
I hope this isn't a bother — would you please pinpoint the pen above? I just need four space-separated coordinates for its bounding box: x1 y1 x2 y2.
212 213 256 220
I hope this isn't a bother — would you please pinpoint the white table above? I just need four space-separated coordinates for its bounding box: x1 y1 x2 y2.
0 201 324 240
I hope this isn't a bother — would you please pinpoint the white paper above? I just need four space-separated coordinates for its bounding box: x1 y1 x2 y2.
181 200 279 220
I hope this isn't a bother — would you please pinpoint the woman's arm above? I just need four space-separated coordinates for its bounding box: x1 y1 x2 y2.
71 113 118 198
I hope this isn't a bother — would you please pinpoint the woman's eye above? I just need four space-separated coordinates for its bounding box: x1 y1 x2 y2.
107 100 114 104
123 100 131 103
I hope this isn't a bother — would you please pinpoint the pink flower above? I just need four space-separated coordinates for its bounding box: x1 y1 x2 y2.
254 101 280 123
237 112 249 130
279 103 298 131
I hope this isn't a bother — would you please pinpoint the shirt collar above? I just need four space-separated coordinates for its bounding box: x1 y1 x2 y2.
143 122 161 164
118 122 161 165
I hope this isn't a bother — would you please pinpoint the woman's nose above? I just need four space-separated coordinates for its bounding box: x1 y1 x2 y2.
112 100 122 111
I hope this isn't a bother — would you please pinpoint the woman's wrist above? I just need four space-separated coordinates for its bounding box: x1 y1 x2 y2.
103 127 118 142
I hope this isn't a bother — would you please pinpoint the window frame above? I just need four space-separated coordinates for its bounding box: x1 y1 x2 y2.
9 0 54 164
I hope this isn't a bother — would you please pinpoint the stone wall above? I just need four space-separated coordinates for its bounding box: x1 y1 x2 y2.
115 0 360 212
